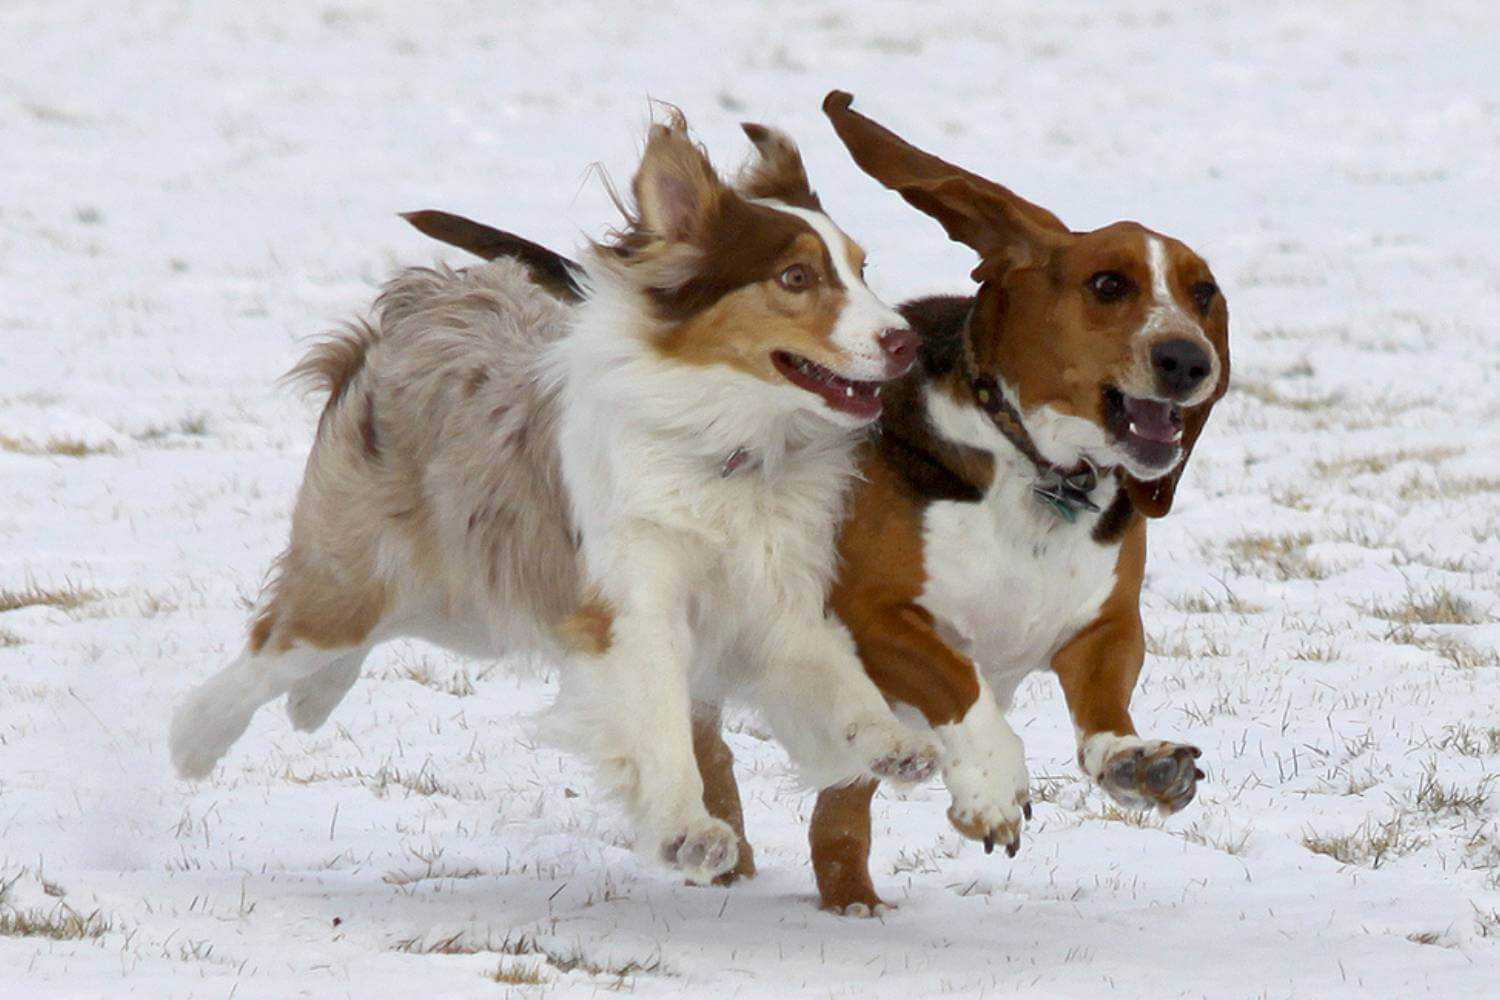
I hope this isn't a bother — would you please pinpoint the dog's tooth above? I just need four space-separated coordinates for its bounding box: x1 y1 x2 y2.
1128 421 1140 436
845 385 855 398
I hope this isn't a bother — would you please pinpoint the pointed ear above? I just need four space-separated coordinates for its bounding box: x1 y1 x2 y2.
1124 343 1230 517
737 123 818 208
632 111 724 244
823 89 1068 263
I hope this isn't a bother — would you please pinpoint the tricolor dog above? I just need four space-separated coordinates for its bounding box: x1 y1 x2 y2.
800 92 1231 912
168 109 939 886
414 91 1231 913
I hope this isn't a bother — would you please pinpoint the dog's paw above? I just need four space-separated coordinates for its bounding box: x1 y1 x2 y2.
943 745 1031 857
819 882 892 918
826 899 893 919
1093 738 1203 814
661 817 740 885
854 721 940 786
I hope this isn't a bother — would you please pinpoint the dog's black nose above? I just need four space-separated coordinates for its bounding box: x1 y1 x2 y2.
1151 338 1212 397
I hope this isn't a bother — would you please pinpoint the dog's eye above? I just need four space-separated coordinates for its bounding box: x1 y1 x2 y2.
778 263 815 291
1190 281 1219 313
1087 271 1132 303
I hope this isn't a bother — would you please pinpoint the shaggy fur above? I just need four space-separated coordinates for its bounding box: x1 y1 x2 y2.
169 113 937 886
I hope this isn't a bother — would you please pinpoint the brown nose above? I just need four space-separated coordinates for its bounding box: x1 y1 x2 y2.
1151 338 1212 398
879 327 919 373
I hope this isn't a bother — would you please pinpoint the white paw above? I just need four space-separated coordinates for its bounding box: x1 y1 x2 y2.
169 699 247 780
848 719 940 786
943 742 1031 856
662 817 740 885
937 690 1030 854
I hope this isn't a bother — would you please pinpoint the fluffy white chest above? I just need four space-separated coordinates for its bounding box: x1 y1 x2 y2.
918 468 1122 695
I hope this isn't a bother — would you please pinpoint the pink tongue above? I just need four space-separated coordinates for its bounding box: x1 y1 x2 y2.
1124 397 1179 442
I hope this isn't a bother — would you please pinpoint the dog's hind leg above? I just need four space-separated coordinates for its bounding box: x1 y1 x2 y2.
286 645 372 732
691 705 756 883
170 641 360 779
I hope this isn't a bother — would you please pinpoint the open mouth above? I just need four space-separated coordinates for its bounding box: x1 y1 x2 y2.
772 350 884 421
1104 386 1183 472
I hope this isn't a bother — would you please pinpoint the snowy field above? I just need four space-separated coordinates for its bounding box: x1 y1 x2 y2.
3 2 1498 997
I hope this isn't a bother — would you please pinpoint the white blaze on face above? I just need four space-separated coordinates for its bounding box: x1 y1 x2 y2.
1138 234 1195 341
752 199 908 380
1136 233 1221 408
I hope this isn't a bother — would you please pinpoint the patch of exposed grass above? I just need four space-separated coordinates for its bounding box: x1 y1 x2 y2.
1397 474 1500 503
0 580 102 614
1312 446 1461 478
282 762 473 800
0 629 23 648
397 931 667 985
1176 822 1252 855
397 660 477 698
1235 382 1344 412
1226 530 1330 581
0 884 111 941
0 434 116 457
1166 591 1265 615
1438 723 1500 758
1411 768 1492 816
1302 815 1425 868
488 962 550 986
135 414 211 442
1371 586 1484 626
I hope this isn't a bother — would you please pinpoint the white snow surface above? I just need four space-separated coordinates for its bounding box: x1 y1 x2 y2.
2 2 1498 997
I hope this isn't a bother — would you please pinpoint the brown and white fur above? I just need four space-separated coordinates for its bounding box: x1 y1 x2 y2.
804 92 1231 912
167 111 939 886
394 94 1232 913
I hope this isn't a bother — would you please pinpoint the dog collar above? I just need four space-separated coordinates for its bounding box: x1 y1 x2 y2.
970 375 1102 523
720 446 757 478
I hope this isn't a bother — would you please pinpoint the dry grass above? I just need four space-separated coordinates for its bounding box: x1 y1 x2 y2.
1166 591 1265 615
0 629 24 648
1397 474 1500 502
0 580 102 614
399 660 477 698
397 930 666 985
1176 822 1253 855
1312 446 1461 478
488 962 550 986
1411 768 1492 816
281 762 472 800
0 433 116 457
1371 586 1484 626
1225 530 1330 581
1302 815 1425 868
1235 382 1344 412
0 885 111 941
1438 723 1500 758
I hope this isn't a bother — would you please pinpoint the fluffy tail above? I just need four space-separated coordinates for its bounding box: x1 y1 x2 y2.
401 210 586 303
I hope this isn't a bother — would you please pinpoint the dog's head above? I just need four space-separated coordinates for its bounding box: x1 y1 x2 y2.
596 108 917 427
824 92 1230 515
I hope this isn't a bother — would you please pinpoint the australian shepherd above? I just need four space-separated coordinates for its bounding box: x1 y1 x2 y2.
168 110 938 885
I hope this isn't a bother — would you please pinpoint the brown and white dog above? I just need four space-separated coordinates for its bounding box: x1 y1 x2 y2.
412 91 1231 913
803 91 1231 912
167 110 941 886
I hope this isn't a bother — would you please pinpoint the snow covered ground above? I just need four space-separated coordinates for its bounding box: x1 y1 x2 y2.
3 1 1498 996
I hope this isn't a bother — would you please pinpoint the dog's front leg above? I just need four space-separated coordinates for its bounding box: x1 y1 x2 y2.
1051 606 1203 815
560 537 738 885
755 614 940 791
844 601 1031 854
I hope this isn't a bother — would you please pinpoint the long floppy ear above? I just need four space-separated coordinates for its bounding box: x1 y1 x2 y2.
1125 315 1231 517
822 89 1067 266
632 109 725 245
736 123 819 209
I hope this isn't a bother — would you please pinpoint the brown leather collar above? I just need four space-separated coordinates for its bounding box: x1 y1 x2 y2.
961 308 1107 522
